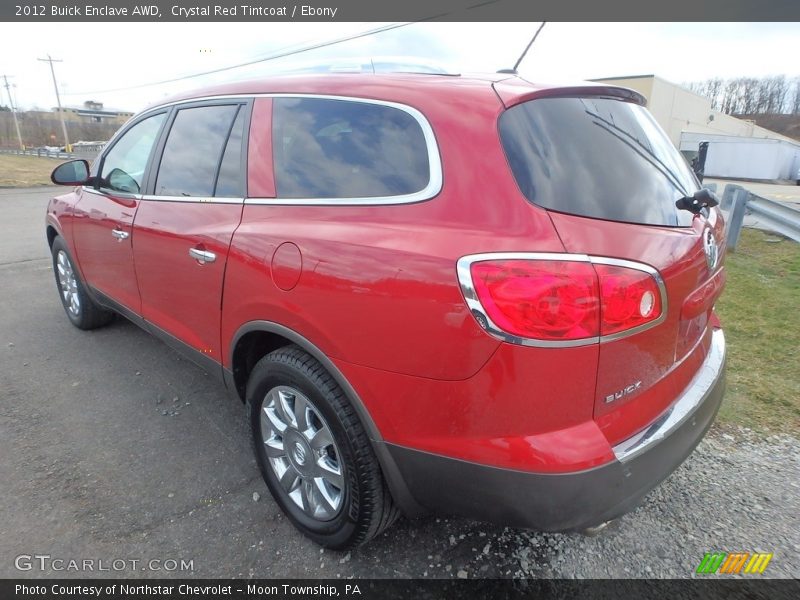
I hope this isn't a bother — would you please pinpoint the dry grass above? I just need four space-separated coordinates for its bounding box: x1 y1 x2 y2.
715 228 800 433
0 154 59 187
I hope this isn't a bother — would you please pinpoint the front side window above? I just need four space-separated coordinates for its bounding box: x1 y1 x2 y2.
99 113 166 194
155 104 240 197
272 98 430 199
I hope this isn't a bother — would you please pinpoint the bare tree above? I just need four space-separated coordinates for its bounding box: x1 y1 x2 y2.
769 75 789 113
687 74 797 115
706 78 723 110
792 77 800 115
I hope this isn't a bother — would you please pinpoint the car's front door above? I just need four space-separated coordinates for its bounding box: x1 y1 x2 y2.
132 101 249 365
72 112 167 313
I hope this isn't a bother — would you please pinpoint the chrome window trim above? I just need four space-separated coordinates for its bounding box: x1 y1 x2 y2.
82 186 142 201
134 93 443 207
140 194 245 205
82 188 244 205
456 252 669 348
82 188 243 206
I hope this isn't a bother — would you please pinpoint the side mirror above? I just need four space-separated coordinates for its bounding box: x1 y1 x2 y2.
676 188 719 214
51 159 90 186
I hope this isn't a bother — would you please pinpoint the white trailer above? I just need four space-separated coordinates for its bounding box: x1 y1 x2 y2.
680 132 800 181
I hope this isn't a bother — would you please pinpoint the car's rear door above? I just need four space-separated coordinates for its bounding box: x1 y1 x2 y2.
71 112 167 312
498 94 726 445
132 100 249 366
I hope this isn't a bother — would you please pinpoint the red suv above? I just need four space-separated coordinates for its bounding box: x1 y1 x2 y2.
46 72 727 549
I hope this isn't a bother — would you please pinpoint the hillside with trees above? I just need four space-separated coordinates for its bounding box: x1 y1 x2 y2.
687 75 800 141
0 110 121 148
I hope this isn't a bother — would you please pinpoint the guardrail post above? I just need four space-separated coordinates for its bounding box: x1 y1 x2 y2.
720 183 739 211
726 186 749 251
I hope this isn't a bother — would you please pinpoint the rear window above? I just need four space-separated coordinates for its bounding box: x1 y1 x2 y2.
272 98 430 199
498 97 698 227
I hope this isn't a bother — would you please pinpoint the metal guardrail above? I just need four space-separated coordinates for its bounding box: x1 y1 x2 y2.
0 147 77 160
722 183 800 249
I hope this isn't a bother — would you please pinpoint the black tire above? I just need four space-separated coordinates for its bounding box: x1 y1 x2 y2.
247 345 399 549
51 236 114 330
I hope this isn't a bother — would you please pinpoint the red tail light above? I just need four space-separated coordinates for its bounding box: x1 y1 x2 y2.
594 264 662 336
470 260 599 340
461 255 664 344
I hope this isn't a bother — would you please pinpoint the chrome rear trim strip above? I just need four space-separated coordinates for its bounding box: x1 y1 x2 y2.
612 328 725 462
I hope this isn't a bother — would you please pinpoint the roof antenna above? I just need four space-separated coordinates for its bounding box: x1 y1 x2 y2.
498 22 546 75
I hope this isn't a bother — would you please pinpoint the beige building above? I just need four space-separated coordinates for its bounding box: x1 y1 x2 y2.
592 75 800 180
53 100 133 125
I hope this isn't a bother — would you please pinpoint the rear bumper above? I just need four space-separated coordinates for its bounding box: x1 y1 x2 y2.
384 329 726 531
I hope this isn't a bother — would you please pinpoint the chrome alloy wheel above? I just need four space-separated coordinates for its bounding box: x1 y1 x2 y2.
56 250 80 317
260 385 345 520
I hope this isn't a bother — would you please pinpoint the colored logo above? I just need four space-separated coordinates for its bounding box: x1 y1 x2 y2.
696 552 772 574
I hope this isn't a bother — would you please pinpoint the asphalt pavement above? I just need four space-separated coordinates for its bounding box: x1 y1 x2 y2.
1 186 798 579
706 178 800 208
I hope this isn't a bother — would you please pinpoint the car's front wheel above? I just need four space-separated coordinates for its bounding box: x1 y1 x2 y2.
247 345 399 549
51 236 114 330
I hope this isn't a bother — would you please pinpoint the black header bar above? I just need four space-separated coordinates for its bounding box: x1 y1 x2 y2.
2 0 800 22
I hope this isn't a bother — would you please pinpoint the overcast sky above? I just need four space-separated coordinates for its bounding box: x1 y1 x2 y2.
0 22 797 111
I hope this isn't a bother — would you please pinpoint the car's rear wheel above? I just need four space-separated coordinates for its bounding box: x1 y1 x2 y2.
51 236 114 330
247 345 399 549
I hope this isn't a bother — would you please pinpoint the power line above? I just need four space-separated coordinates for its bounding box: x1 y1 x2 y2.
37 54 70 148
65 21 416 96
1 74 24 149
64 0 503 97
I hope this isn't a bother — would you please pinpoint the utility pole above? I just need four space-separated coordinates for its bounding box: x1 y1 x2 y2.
1 75 24 150
37 54 70 149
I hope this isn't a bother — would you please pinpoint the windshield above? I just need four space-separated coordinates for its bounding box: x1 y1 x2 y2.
498 97 698 227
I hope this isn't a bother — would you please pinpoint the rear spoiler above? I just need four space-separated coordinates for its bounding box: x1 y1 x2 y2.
493 77 647 109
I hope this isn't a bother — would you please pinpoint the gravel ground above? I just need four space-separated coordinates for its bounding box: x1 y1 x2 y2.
350 426 800 579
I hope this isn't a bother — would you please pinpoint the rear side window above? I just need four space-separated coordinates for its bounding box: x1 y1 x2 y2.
155 104 240 197
498 97 698 227
272 98 430 199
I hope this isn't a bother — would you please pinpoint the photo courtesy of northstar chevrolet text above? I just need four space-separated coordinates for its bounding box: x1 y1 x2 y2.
0 0 798 592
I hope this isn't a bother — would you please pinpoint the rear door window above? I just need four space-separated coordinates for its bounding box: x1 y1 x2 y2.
154 104 240 197
272 97 430 199
498 97 698 226
214 108 246 197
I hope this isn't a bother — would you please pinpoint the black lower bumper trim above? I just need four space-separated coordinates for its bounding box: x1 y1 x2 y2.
383 353 726 532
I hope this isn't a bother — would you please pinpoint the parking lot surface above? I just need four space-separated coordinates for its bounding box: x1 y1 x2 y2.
1 187 798 579
707 178 800 208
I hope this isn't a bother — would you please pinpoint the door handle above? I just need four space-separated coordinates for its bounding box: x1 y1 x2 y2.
189 247 216 265
111 228 129 241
